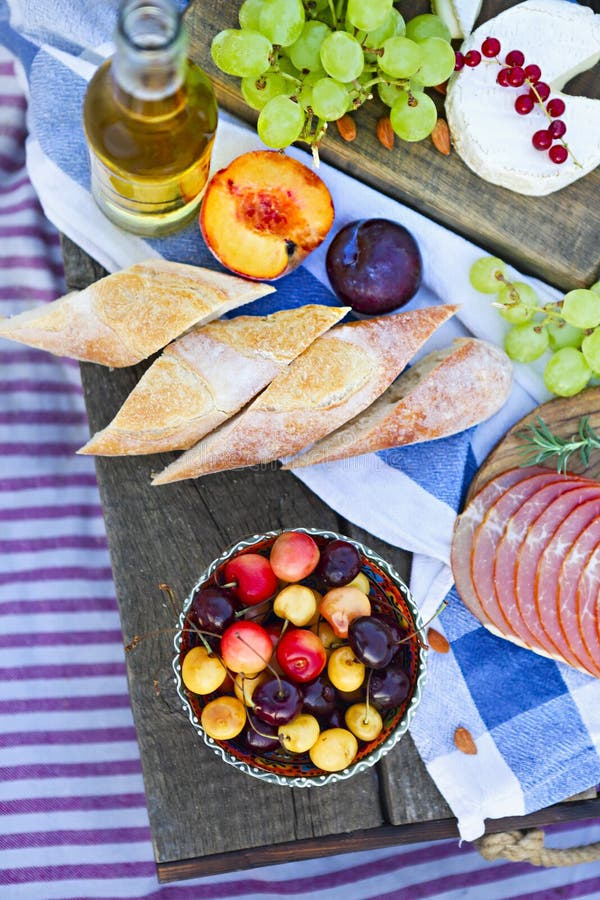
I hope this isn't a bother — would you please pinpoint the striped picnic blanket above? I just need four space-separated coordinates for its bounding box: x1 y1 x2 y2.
2 36 600 900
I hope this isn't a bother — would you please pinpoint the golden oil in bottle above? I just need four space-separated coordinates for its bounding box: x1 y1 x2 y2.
83 0 217 236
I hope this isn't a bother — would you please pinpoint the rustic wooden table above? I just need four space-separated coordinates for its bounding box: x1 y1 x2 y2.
63 240 600 884
59 0 600 882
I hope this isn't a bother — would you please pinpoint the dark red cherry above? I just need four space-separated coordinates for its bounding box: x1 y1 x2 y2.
302 675 337 717
348 616 396 669
243 713 281 752
191 586 237 634
253 677 303 725
316 539 362 587
368 664 411 710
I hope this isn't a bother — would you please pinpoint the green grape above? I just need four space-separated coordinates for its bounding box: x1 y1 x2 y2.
546 314 584 352
347 0 393 32
496 282 539 324
239 0 264 30
561 289 600 329
504 322 549 363
241 72 290 109
380 36 423 79
257 95 305 148
363 9 405 52
377 81 407 108
390 90 437 141
416 37 456 86
405 13 451 43
289 20 331 71
277 54 302 77
581 328 600 372
544 347 591 397
469 256 509 293
211 29 272 78
258 0 305 47
311 77 350 120
320 31 364 82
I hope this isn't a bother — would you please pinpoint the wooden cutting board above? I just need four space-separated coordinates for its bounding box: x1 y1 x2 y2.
186 0 600 292
468 385 600 500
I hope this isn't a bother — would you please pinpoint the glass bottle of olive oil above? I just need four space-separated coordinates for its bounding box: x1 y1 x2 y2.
83 0 218 236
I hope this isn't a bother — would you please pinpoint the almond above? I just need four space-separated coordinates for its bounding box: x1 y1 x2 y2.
431 118 451 156
336 114 356 142
427 627 450 653
376 116 394 151
454 726 478 755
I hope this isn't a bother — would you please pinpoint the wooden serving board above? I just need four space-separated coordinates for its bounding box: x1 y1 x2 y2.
186 0 600 291
468 386 600 500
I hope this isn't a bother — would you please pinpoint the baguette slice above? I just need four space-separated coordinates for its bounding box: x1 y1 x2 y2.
152 304 458 485
78 304 349 456
0 259 275 367
285 338 512 468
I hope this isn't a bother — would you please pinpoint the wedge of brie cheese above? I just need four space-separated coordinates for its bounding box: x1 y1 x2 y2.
432 0 483 39
446 0 600 195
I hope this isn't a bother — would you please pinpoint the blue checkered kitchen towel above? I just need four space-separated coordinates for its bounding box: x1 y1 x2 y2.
3 0 600 842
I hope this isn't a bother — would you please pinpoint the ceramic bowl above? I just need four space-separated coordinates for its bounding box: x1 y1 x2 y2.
173 527 427 787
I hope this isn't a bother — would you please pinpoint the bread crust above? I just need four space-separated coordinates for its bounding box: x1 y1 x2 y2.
152 304 458 484
79 304 348 455
285 338 513 468
0 259 275 367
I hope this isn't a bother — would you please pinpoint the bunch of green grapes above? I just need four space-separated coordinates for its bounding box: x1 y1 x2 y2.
211 0 455 152
470 256 600 398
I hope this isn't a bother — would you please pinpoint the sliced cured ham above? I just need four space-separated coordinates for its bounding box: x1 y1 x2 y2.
494 480 591 660
544 502 600 677
577 542 600 654
450 466 547 626
561 530 600 667
451 464 600 678
528 491 600 675
471 470 578 635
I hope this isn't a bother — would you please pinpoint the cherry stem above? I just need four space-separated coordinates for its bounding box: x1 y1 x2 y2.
395 599 449 650
365 668 374 723
247 710 282 744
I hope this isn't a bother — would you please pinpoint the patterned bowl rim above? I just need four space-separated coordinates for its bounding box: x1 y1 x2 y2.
172 527 428 787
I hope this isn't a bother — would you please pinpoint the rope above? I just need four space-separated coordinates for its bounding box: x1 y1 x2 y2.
477 829 600 867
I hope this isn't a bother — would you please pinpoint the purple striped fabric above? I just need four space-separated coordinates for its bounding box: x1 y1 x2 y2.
2 41 600 900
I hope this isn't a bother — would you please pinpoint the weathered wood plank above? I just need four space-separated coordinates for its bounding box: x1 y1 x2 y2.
186 0 600 291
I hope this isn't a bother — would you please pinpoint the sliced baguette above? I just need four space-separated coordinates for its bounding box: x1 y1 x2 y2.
152 304 458 485
0 259 275 367
78 304 348 456
285 338 512 468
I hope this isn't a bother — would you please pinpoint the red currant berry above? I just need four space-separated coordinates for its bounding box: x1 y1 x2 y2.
546 98 566 118
464 50 481 67
505 49 525 67
481 37 501 57
549 145 568 164
508 66 525 87
548 119 566 139
496 67 511 86
515 94 534 115
530 82 550 102
532 129 552 151
454 51 465 71
524 64 541 83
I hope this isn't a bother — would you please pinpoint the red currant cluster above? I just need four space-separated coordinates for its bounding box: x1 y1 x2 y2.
455 37 570 165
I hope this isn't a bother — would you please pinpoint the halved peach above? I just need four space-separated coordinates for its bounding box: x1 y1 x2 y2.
200 150 334 280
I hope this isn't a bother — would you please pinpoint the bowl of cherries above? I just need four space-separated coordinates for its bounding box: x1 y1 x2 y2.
173 528 427 787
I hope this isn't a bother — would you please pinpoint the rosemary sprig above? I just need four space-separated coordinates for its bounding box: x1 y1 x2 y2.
517 415 600 474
